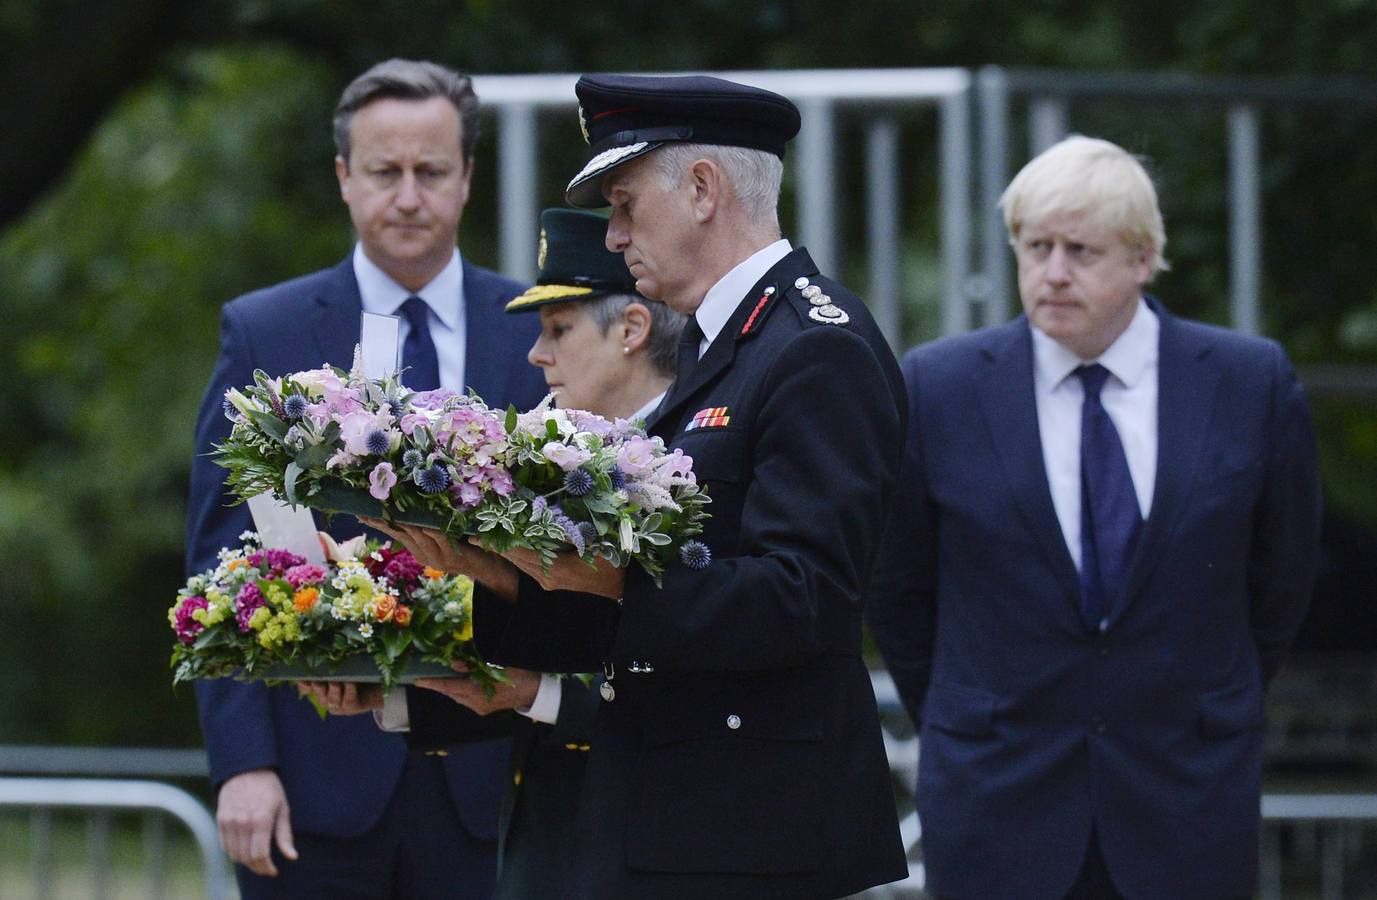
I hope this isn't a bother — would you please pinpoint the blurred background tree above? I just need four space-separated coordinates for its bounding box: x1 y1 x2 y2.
1 0 1374 747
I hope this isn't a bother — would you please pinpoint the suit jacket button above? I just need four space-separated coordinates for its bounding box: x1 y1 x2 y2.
727 714 742 730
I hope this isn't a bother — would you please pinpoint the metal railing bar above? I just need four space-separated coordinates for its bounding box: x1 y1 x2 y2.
0 778 234 900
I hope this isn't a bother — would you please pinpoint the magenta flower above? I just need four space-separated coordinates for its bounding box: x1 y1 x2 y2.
284 564 326 589
369 462 398 500
236 583 265 632
174 597 209 644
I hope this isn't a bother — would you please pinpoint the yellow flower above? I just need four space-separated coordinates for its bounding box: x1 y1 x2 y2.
423 567 446 581
451 620 473 643
247 606 271 632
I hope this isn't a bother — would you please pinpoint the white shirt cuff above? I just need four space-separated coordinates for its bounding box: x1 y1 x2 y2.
372 687 411 732
516 674 563 725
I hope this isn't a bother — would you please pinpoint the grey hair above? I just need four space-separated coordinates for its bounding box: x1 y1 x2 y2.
584 293 686 378
333 59 480 166
651 143 782 226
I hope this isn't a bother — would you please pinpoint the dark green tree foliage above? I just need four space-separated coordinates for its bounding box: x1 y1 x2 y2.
1 1 1374 744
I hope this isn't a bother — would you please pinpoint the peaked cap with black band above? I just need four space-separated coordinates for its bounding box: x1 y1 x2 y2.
505 208 639 313
565 74 802 208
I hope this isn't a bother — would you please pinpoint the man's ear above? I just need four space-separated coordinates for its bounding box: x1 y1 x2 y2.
687 158 722 224
335 155 351 203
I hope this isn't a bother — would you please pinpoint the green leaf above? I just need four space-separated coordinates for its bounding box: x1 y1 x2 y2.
283 461 304 505
506 405 518 433
246 409 290 443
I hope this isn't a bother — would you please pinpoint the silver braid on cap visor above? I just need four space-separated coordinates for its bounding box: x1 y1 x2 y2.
566 142 651 193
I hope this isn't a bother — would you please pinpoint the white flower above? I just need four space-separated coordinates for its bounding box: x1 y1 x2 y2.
358 623 374 639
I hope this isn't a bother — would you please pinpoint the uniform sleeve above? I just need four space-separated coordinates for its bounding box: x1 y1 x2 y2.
186 304 278 784
614 326 904 672
1247 343 1322 686
865 351 940 725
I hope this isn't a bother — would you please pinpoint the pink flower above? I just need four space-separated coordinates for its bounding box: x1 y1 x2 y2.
399 413 430 436
489 468 514 496
369 462 398 500
340 410 396 456
660 448 694 480
543 441 592 471
285 564 327 588
617 437 657 476
454 481 483 507
174 597 209 644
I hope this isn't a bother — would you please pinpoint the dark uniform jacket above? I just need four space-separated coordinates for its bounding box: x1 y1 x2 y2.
457 247 910 899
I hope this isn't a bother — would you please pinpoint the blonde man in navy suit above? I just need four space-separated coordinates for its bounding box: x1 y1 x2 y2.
867 135 1321 900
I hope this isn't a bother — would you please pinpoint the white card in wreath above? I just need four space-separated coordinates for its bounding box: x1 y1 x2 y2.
360 311 402 381
248 492 325 564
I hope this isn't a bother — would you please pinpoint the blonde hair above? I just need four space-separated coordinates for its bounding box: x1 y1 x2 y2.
1000 135 1170 277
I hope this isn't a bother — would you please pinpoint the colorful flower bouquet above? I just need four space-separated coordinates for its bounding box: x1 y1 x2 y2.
169 531 502 691
214 356 710 585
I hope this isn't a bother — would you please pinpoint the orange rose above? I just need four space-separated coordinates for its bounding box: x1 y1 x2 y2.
394 605 412 626
373 593 398 622
422 567 446 581
292 587 320 612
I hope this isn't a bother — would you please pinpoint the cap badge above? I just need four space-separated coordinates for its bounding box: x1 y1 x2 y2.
537 228 548 270
578 106 590 144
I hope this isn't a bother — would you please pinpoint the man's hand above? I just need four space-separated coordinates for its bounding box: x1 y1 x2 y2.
496 544 626 600
415 662 541 716
297 681 382 716
360 517 520 601
216 768 298 877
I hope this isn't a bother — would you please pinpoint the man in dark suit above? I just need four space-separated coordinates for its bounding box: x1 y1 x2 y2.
392 74 910 900
185 58 544 899
866 135 1322 900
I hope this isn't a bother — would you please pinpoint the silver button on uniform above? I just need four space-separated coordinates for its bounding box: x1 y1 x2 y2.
726 714 742 730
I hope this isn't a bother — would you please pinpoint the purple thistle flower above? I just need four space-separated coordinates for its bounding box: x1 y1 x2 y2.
414 464 451 494
222 398 239 422
366 429 390 456
402 449 425 470
564 468 594 497
608 465 627 491
679 540 711 570
283 394 308 420
236 583 265 632
388 398 405 418
578 521 598 547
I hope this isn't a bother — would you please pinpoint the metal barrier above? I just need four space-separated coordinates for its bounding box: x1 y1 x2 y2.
0 776 233 900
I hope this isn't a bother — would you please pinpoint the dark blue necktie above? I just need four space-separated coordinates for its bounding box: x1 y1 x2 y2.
1075 364 1143 632
399 296 441 392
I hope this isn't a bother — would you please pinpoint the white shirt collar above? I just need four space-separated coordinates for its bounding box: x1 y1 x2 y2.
693 239 792 350
352 244 464 332
1032 297 1158 393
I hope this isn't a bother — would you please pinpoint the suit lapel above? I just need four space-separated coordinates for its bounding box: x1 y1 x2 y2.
1114 302 1219 620
975 321 1082 608
650 248 817 433
313 257 365 369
